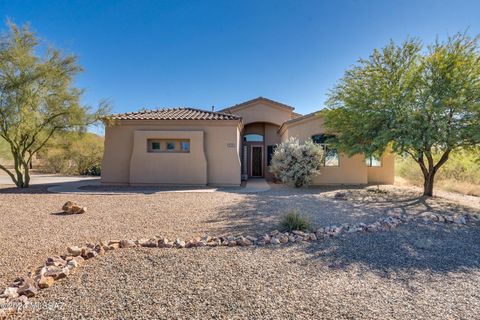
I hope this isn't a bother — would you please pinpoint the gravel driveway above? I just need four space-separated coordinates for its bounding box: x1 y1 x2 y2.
1 183 479 319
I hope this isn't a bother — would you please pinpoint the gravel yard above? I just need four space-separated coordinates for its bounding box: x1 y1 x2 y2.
17 222 480 319
1 182 479 319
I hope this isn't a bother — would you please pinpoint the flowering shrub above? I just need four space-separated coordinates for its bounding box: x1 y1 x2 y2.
270 137 324 187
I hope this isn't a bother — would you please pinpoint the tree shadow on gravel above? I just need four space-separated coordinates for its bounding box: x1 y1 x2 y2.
0 184 51 194
302 222 480 275
50 211 75 216
209 185 480 275
208 185 478 237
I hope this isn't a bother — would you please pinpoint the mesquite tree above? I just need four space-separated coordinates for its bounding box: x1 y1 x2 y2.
0 22 108 187
325 33 480 196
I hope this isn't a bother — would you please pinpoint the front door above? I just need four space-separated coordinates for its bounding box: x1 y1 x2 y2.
251 146 263 177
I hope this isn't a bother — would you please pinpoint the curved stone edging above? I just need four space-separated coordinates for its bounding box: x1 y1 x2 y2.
0 211 476 318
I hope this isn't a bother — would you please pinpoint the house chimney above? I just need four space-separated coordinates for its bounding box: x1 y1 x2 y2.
211 105 215 112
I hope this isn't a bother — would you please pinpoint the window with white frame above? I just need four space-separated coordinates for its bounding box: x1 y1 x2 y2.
311 134 339 167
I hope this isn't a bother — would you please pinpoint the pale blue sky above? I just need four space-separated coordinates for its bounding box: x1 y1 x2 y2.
1 0 479 122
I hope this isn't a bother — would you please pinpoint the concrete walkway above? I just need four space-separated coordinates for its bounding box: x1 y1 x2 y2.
46 178 270 194
0 173 271 194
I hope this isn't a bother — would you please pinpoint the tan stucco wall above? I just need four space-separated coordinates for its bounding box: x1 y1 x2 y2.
226 102 293 126
280 115 392 185
367 153 395 184
264 123 281 181
102 120 241 186
130 130 207 185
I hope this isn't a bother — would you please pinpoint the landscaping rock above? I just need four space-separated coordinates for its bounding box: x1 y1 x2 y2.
119 240 136 248
236 236 252 246
454 215 467 224
67 246 82 256
94 244 106 256
334 192 348 199
81 248 98 260
262 234 271 244
44 266 69 280
444 215 454 223
175 239 186 248
270 238 281 245
38 276 55 289
278 235 289 244
292 230 306 237
46 256 67 267
12 295 29 305
16 278 38 297
62 201 87 214
3 287 18 299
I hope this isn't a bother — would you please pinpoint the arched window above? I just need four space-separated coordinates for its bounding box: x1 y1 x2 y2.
243 134 264 142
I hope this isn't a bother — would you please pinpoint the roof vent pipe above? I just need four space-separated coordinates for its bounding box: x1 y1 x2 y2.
211 106 215 112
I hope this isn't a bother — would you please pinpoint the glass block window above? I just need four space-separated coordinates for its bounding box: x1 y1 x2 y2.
180 141 190 152
151 142 160 150
166 141 175 151
147 139 190 153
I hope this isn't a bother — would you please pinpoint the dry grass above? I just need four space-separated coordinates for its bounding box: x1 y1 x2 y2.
395 176 480 197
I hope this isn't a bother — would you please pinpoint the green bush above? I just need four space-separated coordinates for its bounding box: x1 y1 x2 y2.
81 164 101 176
39 132 104 176
280 211 311 232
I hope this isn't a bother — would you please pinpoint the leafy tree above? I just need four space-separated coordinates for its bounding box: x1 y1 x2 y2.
0 137 12 161
39 132 104 176
270 137 324 187
325 33 480 196
0 22 108 187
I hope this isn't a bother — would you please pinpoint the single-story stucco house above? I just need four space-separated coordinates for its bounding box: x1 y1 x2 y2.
101 97 394 186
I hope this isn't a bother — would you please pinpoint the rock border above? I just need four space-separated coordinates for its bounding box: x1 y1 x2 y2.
0 211 476 318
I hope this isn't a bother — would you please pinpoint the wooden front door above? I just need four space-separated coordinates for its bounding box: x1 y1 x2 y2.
251 146 263 177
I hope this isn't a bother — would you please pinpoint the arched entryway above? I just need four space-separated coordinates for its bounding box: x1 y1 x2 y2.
240 122 281 181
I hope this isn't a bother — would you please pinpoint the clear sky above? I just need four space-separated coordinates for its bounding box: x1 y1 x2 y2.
1 0 480 119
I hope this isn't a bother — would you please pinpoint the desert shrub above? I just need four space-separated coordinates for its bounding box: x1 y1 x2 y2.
41 149 69 173
280 210 311 232
270 137 324 187
39 133 104 176
81 164 101 176
68 135 104 175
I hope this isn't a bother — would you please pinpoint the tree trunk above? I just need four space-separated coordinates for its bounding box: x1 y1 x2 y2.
13 162 30 188
423 172 435 197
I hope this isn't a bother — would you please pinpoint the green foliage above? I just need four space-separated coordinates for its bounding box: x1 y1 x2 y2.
270 137 324 187
39 132 104 176
280 211 311 232
0 137 12 161
325 32 480 196
0 21 109 187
